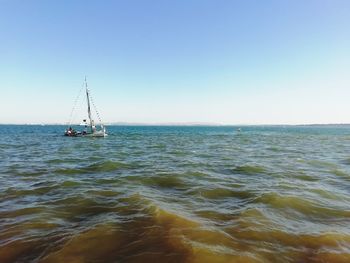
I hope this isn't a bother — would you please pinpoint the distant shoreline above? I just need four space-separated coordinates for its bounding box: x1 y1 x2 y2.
1 123 350 127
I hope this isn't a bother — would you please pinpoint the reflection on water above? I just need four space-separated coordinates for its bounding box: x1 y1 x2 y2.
0 125 350 262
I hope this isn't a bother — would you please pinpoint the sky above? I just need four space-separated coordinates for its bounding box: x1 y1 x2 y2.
0 0 349 124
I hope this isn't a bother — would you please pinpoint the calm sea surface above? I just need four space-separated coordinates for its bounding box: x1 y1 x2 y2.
0 125 350 263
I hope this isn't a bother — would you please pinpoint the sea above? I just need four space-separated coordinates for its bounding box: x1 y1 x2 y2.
0 125 349 263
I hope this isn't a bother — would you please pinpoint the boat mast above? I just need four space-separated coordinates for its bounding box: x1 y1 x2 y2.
85 77 93 132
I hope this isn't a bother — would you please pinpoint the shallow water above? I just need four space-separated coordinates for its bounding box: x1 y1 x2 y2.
0 125 350 263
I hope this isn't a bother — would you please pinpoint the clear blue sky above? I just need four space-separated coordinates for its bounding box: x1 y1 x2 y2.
1 0 349 124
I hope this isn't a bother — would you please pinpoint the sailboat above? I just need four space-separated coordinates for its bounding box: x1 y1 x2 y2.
64 78 107 137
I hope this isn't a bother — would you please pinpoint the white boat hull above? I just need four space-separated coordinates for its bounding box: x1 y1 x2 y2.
64 130 107 137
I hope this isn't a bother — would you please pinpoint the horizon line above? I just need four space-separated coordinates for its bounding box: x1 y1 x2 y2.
1 122 350 126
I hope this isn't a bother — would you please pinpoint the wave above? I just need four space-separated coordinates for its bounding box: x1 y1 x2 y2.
254 192 350 218
232 165 266 175
55 160 131 175
197 187 255 200
143 174 187 189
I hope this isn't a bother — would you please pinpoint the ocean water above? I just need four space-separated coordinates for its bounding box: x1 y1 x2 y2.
0 125 350 263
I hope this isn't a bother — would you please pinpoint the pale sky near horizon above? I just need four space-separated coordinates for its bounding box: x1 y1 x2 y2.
0 0 349 124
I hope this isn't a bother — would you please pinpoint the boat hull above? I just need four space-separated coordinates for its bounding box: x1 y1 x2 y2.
64 131 107 137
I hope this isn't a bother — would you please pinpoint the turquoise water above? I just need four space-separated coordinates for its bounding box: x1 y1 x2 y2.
0 125 350 262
